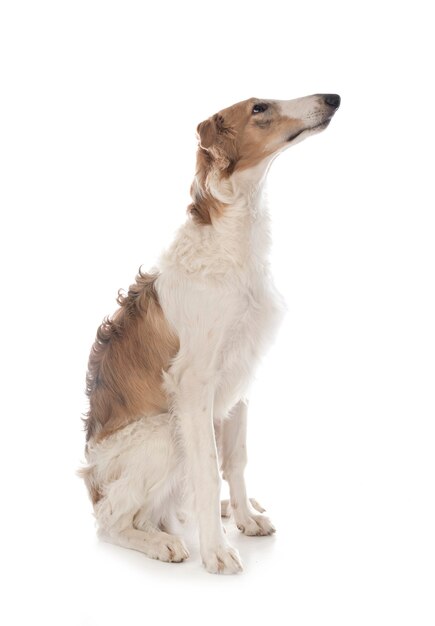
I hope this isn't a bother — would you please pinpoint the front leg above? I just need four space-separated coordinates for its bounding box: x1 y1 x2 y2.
171 367 243 574
221 400 276 536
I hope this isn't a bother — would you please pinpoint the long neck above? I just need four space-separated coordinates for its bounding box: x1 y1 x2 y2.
210 172 272 268
163 165 273 278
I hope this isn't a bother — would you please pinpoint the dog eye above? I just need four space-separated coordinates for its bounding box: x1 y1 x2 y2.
252 103 268 114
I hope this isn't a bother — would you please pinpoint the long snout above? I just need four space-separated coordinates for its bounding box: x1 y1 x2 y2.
278 93 340 118
277 93 341 138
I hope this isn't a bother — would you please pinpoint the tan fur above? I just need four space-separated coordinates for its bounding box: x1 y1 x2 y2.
188 98 302 224
80 93 340 571
188 147 227 224
83 271 179 444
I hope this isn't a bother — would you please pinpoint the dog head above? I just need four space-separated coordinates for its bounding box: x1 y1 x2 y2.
190 94 340 223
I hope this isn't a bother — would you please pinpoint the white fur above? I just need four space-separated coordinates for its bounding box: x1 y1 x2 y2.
155 170 285 572
87 172 283 573
85 414 191 562
85 95 338 573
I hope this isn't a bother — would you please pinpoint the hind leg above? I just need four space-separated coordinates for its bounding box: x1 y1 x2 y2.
88 415 189 564
100 500 190 563
102 521 189 563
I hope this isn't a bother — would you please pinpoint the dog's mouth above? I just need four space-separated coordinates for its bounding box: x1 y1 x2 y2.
286 119 331 143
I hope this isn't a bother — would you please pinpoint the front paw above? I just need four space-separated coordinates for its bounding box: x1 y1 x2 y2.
236 514 276 536
202 543 243 574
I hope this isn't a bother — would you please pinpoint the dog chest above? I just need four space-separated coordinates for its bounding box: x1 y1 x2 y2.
156 271 285 390
212 280 285 407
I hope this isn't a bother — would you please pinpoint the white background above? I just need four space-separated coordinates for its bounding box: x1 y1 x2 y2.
1 1 434 624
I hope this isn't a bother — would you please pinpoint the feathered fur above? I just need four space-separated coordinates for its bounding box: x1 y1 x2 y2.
80 94 340 573
83 270 178 443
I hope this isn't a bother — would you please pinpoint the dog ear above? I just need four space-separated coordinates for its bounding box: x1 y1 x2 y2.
196 114 224 150
196 113 238 174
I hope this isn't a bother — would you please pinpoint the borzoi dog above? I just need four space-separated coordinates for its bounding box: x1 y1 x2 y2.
80 94 341 574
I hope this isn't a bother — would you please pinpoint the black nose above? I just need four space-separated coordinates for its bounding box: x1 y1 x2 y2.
324 94 341 108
